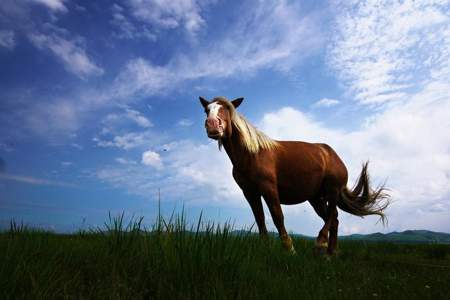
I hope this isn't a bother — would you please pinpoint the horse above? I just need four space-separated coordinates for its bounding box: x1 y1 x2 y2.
199 96 389 255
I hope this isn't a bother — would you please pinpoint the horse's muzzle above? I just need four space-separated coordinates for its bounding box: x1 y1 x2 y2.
205 118 223 139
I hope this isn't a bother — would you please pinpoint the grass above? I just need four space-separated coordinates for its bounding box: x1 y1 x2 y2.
1 214 450 299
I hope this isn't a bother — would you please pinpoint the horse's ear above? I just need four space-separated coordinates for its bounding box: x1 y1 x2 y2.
231 97 244 109
199 96 209 108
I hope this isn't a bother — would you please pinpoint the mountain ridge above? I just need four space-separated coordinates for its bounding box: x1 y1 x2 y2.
338 229 450 243
231 229 450 243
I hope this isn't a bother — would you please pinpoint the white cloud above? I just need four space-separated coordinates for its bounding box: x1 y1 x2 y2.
25 99 80 138
95 140 243 207
0 89 114 143
304 0 450 233
93 107 159 151
177 118 193 127
112 1 323 99
312 98 340 108
0 30 15 49
166 141 242 204
71 143 83 150
329 0 450 105
101 108 152 133
94 131 161 150
319 0 450 232
115 157 137 165
31 0 67 12
61 161 72 167
110 3 156 41
127 0 206 35
125 108 152 127
0 142 13 152
142 150 163 169
28 32 103 78
112 58 172 98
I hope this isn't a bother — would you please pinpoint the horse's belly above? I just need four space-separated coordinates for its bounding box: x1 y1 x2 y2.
278 186 313 205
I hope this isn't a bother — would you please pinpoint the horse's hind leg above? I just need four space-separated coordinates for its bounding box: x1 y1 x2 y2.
329 208 339 255
325 189 339 255
310 198 329 254
311 188 339 256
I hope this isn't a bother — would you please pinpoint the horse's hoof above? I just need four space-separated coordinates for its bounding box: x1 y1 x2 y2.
289 246 297 255
324 254 333 262
314 246 327 256
314 241 328 256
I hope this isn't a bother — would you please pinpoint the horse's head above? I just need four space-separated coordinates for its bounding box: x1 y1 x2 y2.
199 96 243 140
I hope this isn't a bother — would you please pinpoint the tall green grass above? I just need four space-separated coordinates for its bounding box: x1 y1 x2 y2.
1 213 449 299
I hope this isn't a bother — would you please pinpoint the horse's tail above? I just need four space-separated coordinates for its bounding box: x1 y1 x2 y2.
337 162 390 224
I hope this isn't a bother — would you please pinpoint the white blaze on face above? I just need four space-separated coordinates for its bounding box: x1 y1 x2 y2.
207 102 222 119
205 102 224 138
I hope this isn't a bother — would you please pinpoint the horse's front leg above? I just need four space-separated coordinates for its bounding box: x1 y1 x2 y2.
261 184 296 254
243 190 268 236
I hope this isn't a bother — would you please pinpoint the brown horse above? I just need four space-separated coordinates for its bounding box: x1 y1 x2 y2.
199 96 389 255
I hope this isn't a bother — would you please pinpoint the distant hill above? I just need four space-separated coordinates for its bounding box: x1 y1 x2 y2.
339 230 450 243
233 230 450 244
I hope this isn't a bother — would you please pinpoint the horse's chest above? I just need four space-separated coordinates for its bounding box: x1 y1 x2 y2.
232 166 271 187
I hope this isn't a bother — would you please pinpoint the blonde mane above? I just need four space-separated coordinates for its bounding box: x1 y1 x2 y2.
217 99 279 153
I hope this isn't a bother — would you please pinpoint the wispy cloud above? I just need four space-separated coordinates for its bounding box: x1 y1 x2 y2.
0 30 15 49
0 1 108 142
24 99 81 139
0 142 13 152
112 1 323 99
95 140 243 206
71 143 83 150
177 118 194 127
1 1 100 78
312 98 340 108
1 0 323 145
31 0 67 12
0 173 75 187
28 31 103 78
92 106 160 151
93 130 165 151
115 157 137 165
127 0 206 35
110 0 208 42
328 0 450 105
110 3 156 41
101 107 153 132
316 0 450 233
61 161 73 167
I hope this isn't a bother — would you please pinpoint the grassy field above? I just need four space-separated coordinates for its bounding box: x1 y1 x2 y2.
1 214 449 299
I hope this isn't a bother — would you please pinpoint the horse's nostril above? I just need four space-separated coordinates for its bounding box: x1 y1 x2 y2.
206 117 219 128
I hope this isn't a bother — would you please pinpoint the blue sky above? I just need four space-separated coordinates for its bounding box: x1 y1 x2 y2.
1 0 449 235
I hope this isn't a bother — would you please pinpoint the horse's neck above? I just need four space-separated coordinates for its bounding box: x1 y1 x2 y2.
222 131 253 168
